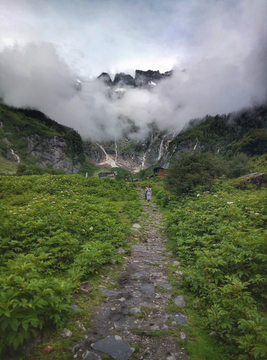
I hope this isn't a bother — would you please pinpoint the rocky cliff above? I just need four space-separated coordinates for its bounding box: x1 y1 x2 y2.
83 125 176 173
0 104 84 173
97 69 173 89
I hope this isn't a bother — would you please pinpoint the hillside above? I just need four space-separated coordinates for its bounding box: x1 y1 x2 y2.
1 98 267 176
167 104 267 160
0 103 85 174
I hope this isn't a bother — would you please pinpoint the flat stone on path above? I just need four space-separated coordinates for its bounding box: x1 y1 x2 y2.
99 288 119 297
172 313 189 326
165 251 173 256
71 304 82 312
174 296 187 309
159 283 173 290
151 272 163 277
140 283 155 292
132 223 141 229
92 335 134 360
132 272 144 279
83 351 101 360
132 245 149 252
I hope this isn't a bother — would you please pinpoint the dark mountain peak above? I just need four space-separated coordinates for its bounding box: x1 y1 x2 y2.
97 72 112 86
96 69 173 88
135 69 173 87
113 73 136 87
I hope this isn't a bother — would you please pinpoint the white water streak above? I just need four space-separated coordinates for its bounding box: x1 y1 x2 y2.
141 152 147 168
10 149 20 163
96 142 117 168
157 137 165 160
115 141 118 164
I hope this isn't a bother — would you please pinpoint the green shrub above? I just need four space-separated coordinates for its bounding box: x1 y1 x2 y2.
227 153 252 178
0 174 139 353
164 151 226 195
165 184 267 359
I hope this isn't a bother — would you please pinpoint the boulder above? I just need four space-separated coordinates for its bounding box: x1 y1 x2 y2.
174 296 187 309
78 281 93 293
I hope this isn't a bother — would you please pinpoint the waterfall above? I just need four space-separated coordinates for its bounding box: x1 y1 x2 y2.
193 137 199 151
115 141 118 164
10 149 20 163
157 138 164 160
141 152 147 168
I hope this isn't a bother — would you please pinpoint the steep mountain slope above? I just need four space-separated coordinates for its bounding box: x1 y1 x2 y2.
159 104 267 168
0 103 84 173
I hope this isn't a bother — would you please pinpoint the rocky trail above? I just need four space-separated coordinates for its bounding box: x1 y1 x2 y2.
69 191 190 360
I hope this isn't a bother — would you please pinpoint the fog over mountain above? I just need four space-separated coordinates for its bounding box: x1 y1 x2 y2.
0 0 266 141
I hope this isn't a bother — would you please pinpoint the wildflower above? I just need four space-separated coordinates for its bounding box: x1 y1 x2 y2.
83 229 85 232
255 213 260 215
197 194 200 197
70 212 72 214
90 226 93 231
70 220 73 222
227 202 233 205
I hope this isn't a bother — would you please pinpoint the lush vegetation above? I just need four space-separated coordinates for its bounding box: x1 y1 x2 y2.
16 164 67 176
165 151 252 196
0 175 141 354
148 154 267 360
169 104 267 157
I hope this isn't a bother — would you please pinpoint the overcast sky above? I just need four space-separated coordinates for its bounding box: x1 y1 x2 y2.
0 0 267 140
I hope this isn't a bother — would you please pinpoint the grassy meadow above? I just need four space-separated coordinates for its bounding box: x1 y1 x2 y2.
143 160 267 360
0 175 141 355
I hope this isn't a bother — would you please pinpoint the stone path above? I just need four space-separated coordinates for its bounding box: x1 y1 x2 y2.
71 191 190 360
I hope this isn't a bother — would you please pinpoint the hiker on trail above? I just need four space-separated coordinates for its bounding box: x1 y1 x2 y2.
146 185 152 203
144 185 149 200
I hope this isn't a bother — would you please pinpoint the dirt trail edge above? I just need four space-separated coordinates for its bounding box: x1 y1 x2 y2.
74 190 190 360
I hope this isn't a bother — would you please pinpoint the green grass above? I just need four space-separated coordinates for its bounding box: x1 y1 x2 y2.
152 162 267 359
0 156 18 174
0 175 140 356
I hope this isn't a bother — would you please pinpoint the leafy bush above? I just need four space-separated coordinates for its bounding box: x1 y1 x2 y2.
165 183 267 359
0 174 139 353
16 164 66 176
164 151 226 195
227 153 252 178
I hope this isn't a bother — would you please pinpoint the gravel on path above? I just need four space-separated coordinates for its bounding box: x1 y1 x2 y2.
70 190 190 360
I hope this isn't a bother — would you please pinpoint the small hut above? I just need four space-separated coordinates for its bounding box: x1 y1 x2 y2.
97 171 117 179
153 167 167 178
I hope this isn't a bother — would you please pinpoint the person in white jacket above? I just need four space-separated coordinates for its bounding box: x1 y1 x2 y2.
146 186 152 202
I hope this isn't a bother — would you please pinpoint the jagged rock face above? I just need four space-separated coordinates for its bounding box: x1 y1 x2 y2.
97 69 173 89
28 135 81 173
135 70 172 87
97 72 112 86
113 73 136 87
83 126 176 173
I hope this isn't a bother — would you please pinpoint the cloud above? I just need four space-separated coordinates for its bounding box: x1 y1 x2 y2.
0 0 266 141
